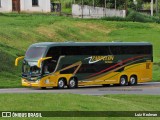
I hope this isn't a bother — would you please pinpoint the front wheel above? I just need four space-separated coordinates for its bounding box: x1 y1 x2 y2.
41 87 46 89
102 84 110 87
68 78 78 89
58 78 65 89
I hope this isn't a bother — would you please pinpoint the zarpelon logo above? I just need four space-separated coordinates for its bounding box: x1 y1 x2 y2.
85 55 114 64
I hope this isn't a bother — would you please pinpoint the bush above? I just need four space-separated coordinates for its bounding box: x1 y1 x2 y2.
127 11 150 22
101 16 126 21
127 10 160 23
102 10 160 23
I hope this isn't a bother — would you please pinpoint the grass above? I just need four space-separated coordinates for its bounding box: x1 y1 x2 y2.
0 13 160 88
0 94 160 120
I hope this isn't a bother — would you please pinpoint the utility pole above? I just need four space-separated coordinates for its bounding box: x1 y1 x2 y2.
125 0 128 14
93 0 95 7
72 0 75 4
82 0 84 18
156 0 159 16
151 0 153 16
115 0 117 9
105 0 107 16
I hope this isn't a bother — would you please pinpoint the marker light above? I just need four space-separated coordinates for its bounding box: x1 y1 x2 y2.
45 80 50 84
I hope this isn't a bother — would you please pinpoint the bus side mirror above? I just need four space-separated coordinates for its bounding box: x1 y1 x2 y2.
37 57 52 68
15 56 25 66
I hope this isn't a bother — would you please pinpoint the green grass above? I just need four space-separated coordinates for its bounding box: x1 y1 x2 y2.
0 13 160 88
1 94 160 111
0 94 160 120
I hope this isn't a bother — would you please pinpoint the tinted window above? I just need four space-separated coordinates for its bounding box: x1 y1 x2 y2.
46 47 61 61
46 45 152 56
61 46 81 55
109 45 152 55
78 46 93 55
93 46 110 55
61 46 110 55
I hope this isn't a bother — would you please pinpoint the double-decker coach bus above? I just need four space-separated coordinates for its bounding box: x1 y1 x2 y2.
15 42 153 89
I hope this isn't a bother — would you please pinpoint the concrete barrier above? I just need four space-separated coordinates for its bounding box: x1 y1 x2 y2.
72 4 126 18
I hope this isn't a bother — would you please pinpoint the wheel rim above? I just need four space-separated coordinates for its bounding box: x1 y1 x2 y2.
121 78 126 85
58 79 64 88
70 79 76 88
130 77 136 84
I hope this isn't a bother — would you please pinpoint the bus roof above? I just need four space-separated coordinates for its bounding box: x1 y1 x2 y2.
30 42 152 47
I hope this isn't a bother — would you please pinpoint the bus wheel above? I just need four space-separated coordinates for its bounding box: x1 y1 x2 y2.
102 84 110 87
41 87 46 89
68 77 78 89
119 76 127 86
58 78 65 89
129 76 137 86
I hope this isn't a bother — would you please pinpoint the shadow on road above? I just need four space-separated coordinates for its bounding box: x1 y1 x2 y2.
31 82 158 90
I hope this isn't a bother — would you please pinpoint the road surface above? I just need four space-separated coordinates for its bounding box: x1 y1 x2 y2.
0 82 160 95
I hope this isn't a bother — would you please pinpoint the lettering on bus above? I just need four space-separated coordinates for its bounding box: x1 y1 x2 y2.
85 55 114 64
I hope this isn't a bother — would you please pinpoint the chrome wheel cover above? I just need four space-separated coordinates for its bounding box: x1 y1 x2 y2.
130 77 136 85
121 78 126 85
70 79 76 88
58 79 64 88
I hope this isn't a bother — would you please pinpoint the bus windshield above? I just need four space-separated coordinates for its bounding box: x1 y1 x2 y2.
25 46 47 60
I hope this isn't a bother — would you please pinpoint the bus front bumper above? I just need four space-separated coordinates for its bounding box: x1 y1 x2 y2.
22 79 40 87
21 78 56 88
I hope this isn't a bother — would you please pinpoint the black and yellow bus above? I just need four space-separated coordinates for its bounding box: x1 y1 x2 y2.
15 42 153 89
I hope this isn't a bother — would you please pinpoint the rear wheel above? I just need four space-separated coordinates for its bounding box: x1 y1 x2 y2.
68 78 78 89
119 76 127 86
129 76 137 85
58 78 65 89
102 84 110 87
41 87 46 89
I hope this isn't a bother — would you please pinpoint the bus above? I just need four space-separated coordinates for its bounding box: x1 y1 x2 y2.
15 42 153 89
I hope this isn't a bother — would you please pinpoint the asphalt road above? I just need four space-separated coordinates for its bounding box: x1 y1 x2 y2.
0 82 160 95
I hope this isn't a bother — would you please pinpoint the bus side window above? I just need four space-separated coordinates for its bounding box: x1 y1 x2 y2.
45 47 61 73
47 47 61 61
62 46 80 55
109 46 121 55
79 46 92 55
93 46 110 55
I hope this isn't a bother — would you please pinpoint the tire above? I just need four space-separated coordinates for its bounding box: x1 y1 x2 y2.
41 87 46 89
102 84 110 87
58 78 65 89
68 77 78 89
129 76 137 86
119 76 127 86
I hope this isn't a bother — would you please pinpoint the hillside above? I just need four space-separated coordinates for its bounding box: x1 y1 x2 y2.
0 13 160 88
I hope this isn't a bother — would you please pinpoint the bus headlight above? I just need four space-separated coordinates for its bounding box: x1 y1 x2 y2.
22 79 27 82
35 80 40 83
